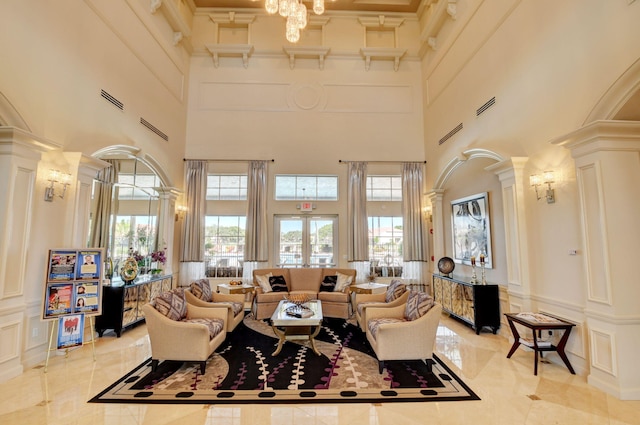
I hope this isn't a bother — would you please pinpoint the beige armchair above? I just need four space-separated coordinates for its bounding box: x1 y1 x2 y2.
142 289 228 374
355 279 409 332
365 292 442 373
185 279 245 332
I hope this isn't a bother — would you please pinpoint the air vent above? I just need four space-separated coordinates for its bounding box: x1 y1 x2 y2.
476 96 496 116
438 123 463 145
140 117 169 142
100 89 124 110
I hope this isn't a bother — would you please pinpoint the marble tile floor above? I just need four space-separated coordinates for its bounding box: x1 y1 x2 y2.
0 315 638 425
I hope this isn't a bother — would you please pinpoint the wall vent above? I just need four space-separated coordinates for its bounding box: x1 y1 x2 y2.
476 96 496 116
100 89 124 110
438 123 463 145
140 117 169 141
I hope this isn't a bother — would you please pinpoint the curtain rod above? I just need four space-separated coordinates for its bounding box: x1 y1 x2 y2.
338 160 426 164
183 158 275 163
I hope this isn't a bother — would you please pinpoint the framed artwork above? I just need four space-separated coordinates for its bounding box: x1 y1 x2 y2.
451 192 493 268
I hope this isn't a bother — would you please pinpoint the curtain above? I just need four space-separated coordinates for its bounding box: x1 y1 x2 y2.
179 160 207 285
347 162 368 265
89 159 118 249
243 160 269 283
402 162 427 288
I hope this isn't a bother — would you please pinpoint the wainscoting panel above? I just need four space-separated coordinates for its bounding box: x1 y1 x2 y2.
199 82 290 111
323 84 413 114
589 327 617 376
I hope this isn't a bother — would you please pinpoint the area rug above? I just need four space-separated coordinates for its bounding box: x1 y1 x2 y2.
90 317 479 404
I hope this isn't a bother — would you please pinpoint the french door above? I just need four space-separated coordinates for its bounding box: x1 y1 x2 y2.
274 215 338 268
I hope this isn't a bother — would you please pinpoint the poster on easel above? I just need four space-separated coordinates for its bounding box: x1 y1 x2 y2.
43 248 104 321
57 314 85 349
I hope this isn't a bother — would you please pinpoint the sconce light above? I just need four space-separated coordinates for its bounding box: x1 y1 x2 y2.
423 205 433 222
44 169 72 202
175 205 187 221
530 170 555 204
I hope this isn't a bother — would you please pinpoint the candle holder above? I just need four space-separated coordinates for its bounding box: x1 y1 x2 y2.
470 264 477 284
481 263 486 285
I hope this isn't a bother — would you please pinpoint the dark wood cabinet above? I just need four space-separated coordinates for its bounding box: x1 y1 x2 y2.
432 274 500 334
95 275 172 337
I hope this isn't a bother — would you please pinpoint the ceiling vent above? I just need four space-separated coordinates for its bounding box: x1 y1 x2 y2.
100 89 124 111
438 123 463 145
140 117 169 142
476 96 496 117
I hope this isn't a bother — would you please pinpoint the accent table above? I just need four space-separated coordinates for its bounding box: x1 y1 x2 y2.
505 312 576 376
270 300 323 356
217 283 255 311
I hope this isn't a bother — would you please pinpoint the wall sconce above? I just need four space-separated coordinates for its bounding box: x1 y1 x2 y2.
530 170 555 204
175 205 187 221
423 205 433 222
44 169 72 202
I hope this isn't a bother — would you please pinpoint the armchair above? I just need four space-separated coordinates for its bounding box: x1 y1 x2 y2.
355 279 409 332
365 291 442 373
142 288 227 374
185 279 245 331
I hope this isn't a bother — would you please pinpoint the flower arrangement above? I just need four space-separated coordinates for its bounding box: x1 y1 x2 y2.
149 248 167 265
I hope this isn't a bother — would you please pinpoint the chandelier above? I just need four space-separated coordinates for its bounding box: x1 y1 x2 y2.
265 0 326 43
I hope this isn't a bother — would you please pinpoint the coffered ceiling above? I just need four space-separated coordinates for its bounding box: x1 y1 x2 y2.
192 0 424 14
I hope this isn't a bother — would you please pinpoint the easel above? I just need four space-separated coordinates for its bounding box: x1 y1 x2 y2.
44 316 97 373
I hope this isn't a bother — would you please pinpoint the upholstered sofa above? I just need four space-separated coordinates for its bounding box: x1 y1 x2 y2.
252 268 356 320
142 288 228 374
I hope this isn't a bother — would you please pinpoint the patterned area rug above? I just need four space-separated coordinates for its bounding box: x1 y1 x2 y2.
90 317 479 404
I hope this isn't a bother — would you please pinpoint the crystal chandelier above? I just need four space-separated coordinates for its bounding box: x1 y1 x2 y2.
265 0 325 43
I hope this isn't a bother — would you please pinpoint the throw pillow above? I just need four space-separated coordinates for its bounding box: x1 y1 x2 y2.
404 291 435 321
255 273 273 293
269 275 288 292
154 288 187 321
334 272 354 292
385 279 406 303
319 275 337 292
190 279 212 301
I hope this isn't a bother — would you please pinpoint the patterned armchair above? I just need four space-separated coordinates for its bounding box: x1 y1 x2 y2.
142 288 227 374
355 279 410 332
365 291 442 373
185 279 245 332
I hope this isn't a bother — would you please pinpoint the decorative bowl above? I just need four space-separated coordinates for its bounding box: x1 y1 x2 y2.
437 257 455 275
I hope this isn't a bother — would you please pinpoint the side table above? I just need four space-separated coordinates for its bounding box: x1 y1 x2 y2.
217 283 255 312
504 312 576 376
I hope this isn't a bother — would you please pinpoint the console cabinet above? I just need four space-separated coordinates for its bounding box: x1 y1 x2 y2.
432 274 500 334
95 275 172 337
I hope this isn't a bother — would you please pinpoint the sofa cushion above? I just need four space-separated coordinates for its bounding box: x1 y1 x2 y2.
182 318 224 340
367 317 405 340
216 301 244 317
385 279 406 303
154 288 187 321
334 272 353 292
269 275 288 292
255 273 273 293
255 291 288 303
317 290 348 303
404 291 435 321
190 279 212 301
319 275 337 292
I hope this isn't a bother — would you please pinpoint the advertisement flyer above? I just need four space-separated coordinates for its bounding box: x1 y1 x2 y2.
57 314 85 349
45 283 74 318
76 250 101 280
48 250 77 281
74 281 100 313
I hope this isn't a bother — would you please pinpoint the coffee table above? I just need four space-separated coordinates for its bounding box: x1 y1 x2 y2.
270 299 323 356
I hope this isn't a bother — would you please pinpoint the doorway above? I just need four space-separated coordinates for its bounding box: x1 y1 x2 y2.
274 215 338 268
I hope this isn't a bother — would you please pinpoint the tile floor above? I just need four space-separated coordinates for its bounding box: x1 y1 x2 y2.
0 315 638 425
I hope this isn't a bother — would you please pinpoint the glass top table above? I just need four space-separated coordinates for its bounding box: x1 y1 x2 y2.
270 300 323 356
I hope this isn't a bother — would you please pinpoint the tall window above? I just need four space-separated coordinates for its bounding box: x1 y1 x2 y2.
112 215 158 262
204 216 246 278
275 175 338 200
368 216 403 277
275 215 338 268
366 175 402 201
206 175 247 200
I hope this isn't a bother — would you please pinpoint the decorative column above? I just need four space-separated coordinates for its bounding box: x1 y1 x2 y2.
487 157 533 312
0 127 60 383
553 120 640 400
426 190 445 265
156 187 181 276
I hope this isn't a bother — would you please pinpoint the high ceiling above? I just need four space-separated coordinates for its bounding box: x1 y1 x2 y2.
193 0 424 14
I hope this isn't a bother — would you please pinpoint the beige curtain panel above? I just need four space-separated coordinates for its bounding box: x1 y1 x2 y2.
347 161 369 262
89 159 118 249
245 160 268 262
402 162 427 262
180 160 206 262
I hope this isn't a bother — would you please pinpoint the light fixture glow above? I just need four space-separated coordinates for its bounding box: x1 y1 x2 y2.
267 0 326 43
44 169 72 202
530 170 556 204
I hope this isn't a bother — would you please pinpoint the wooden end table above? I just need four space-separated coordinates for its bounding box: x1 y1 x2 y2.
505 312 576 376
270 300 323 356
